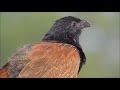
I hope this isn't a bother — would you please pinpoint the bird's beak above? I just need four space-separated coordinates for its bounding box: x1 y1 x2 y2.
79 20 90 29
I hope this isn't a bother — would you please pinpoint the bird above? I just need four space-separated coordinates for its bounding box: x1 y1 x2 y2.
0 16 90 78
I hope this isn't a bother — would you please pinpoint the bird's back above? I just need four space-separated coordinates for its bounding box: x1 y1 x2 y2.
0 41 80 78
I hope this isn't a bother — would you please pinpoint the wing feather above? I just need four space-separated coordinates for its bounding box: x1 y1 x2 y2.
18 42 80 78
0 63 9 78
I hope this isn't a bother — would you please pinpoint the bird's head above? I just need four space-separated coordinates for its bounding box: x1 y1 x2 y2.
42 16 90 45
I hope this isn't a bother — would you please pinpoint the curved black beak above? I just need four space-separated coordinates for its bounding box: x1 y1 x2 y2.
79 20 90 29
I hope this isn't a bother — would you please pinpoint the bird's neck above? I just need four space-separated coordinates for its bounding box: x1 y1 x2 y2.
42 32 78 47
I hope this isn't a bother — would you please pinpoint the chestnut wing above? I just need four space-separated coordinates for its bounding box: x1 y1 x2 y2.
18 42 80 78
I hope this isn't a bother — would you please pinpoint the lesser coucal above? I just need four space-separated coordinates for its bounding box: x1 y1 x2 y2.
0 16 90 78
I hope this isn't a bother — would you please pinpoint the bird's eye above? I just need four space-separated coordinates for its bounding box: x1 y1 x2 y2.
71 21 77 27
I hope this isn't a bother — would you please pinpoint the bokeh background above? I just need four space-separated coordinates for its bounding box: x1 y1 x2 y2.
0 12 119 78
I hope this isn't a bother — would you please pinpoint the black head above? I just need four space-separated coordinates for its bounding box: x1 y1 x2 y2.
42 16 90 45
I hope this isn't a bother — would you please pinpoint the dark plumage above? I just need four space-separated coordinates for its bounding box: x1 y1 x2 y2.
0 16 90 78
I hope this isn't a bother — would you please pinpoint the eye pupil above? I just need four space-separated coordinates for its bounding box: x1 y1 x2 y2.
73 23 75 26
72 21 76 27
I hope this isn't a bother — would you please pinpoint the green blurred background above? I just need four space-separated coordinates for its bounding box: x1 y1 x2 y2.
0 12 119 78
